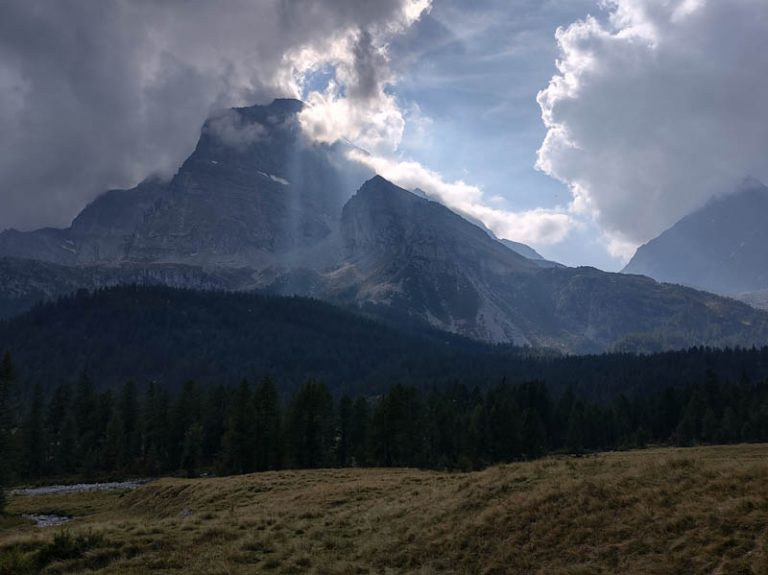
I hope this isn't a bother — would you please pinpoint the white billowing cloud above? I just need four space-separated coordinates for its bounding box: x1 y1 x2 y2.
537 0 768 250
0 0 431 232
287 3 431 155
349 150 575 245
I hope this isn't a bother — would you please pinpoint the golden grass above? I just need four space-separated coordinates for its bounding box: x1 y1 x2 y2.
3 444 768 574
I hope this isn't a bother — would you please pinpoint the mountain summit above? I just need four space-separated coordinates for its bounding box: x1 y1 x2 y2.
623 177 768 295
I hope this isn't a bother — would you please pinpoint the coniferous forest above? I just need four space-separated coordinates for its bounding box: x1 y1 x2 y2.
3 346 768 509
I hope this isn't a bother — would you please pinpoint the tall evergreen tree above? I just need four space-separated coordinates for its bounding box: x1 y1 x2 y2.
371 384 424 467
520 408 547 459
220 380 256 474
0 352 17 512
349 397 371 467
170 381 203 470
254 377 282 471
181 422 204 478
22 384 47 478
286 380 335 469
337 396 353 467
143 382 170 473
74 370 99 472
103 407 126 472
119 381 141 468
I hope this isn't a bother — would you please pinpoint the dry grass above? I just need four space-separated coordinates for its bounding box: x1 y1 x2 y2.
3 444 768 574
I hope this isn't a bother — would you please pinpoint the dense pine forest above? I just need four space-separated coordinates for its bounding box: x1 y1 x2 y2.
5 286 768 400
3 346 768 511
4 286 768 510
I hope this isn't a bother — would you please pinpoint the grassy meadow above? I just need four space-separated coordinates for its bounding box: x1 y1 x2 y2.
2 444 768 574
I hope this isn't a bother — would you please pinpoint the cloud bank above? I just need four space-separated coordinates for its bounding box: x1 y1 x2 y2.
537 0 768 256
0 0 429 232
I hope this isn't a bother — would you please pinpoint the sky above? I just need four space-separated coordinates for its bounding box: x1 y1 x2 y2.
1 0 767 271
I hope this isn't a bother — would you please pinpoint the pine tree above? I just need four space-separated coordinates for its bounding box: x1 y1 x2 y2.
74 370 98 471
181 422 204 478
520 408 547 459
349 397 371 467
0 352 16 513
56 409 79 475
144 383 170 474
104 409 126 471
371 384 424 467
565 403 586 454
23 384 47 478
287 380 335 469
220 380 255 474
119 381 141 468
337 396 353 467
254 377 282 471
170 381 203 470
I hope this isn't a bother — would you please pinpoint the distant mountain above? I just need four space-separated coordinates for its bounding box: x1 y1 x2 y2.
623 177 768 296
3 100 768 352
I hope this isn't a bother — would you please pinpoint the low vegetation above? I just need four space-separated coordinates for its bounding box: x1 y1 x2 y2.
2 444 768 574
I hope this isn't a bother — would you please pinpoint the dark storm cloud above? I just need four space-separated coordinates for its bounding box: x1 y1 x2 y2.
0 0 428 231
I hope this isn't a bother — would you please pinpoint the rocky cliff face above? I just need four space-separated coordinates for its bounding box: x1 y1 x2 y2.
0 99 369 269
329 176 537 343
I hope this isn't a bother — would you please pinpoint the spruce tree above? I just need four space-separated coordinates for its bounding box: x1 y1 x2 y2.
337 396 353 467
349 397 371 467
254 377 282 471
23 384 47 478
0 352 20 512
220 380 255 474
287 380 335 469
181 422 204 478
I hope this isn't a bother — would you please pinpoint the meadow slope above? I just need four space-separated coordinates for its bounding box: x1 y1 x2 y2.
3 444 768 574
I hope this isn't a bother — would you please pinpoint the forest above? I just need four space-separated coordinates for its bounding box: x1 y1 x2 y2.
3 347 768 513
4 285 768 400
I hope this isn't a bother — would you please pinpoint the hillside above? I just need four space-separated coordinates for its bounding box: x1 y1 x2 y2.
0 285 499 395
7 285 768 396
3 445 768 574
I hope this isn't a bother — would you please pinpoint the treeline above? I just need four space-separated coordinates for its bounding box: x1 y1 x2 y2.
4 351 768 503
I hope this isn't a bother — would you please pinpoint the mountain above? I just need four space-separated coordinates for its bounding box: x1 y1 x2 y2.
0 99 369 269
3 99 768 352
623 177 768 296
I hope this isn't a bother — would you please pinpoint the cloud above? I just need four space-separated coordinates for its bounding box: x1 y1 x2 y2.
204 109 269 150
289 12 430 154
349 150 575 245
537 0 768 251
0 0 430 232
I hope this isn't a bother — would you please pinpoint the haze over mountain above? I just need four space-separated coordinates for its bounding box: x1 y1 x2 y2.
2 99 768 352
623 177 768 300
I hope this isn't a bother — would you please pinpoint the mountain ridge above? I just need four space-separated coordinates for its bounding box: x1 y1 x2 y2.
2 99 768 351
